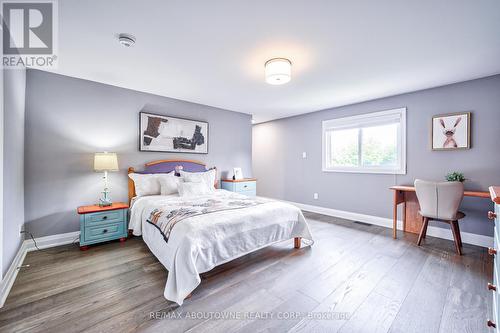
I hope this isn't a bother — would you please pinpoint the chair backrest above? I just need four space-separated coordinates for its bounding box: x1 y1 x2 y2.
414 179 464 220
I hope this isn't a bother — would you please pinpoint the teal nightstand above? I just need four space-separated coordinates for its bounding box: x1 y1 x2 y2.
220 178 257 196
77 202 129 250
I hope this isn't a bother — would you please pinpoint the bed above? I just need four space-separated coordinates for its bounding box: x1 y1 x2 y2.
128 159 313 305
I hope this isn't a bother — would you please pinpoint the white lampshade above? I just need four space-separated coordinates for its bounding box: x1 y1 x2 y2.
265 58 292 85
94 152 119 172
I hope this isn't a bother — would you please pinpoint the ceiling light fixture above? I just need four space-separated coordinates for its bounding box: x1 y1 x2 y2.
118 33 136 47
265 58 291 85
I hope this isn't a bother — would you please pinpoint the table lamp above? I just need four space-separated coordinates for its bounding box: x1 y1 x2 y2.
94 152 119 206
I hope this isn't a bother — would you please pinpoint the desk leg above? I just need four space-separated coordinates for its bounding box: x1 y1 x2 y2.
393 191 398 239
403 191 423 234
402 201 407 233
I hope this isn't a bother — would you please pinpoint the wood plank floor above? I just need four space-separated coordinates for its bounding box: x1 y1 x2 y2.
0 212 493 333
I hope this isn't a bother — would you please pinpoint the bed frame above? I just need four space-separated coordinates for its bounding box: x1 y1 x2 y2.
127 158 301 249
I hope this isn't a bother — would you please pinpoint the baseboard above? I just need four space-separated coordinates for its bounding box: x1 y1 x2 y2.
0 231 80 307
290 201 405 231
24 231 80 251
424 225 493 248
282 200 493 248
0 241 28 308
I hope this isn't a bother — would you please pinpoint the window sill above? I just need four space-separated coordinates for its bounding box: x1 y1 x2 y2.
322 168 406 175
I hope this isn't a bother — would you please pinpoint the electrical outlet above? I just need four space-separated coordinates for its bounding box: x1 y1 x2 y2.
313 193 319 200
302 152 307 159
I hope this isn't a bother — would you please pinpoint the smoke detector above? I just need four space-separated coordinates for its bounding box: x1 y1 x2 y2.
118 33 136 47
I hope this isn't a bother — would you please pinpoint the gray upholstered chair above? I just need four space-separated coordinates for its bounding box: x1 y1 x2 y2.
414 179 465 255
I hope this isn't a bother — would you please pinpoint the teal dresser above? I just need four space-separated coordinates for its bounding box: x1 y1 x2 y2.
221 178 257 196
489 186 500 331
77 202 129 250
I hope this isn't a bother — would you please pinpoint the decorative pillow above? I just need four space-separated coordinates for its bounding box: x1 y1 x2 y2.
178 181 212 197
157 173 182 196
128 173 162 197
180 169 216 192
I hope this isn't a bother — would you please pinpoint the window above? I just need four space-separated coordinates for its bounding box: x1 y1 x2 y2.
322 108 406 174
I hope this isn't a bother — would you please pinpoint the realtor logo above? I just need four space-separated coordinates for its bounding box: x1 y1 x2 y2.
1 0 57 68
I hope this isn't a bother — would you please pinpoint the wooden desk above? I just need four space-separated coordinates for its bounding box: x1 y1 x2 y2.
389 185 490 238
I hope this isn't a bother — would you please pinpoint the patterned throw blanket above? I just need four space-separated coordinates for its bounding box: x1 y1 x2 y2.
147 194 269 243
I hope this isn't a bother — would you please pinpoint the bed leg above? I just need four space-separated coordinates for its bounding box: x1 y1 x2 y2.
294 237 301 249
185 293 192 300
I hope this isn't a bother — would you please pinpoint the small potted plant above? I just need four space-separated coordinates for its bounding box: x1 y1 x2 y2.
445 171 466 182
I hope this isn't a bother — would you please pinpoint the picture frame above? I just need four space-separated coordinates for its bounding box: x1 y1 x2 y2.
139 112 209 154
431 112 471 150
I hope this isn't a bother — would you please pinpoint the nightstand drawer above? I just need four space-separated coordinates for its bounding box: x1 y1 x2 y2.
83 222 125 243
234 181 256 192
239 189 256 197
84 210 124 225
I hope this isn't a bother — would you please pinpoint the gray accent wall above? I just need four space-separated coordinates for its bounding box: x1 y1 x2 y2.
25 70 252 237
253 75 500 237
3 67 26 276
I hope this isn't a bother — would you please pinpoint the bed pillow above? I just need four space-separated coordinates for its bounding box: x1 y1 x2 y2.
178 181 212 197
180 169 216 192
128 173 162 197
158 173 182 196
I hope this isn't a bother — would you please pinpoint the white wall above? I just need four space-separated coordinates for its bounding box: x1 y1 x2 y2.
24 70 252 238
253 75 500 237
2 67 26 277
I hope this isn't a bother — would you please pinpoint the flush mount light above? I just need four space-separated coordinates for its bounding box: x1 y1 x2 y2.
265 58 292 85
118 33 136 47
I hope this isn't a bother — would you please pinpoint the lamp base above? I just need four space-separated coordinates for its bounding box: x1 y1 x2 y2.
99 189 112 207
99 198 112 207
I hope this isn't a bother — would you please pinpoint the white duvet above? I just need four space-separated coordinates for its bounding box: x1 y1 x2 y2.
129 189 313 305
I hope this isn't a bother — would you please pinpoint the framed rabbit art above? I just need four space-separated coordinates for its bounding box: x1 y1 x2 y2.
431 112 471 150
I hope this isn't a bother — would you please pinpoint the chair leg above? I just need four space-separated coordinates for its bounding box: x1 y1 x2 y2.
450 220 462 255
422 218 429 239
417 217 429 246
453 221 463 247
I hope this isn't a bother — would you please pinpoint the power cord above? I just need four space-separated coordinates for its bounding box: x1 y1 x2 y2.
21 230 80 254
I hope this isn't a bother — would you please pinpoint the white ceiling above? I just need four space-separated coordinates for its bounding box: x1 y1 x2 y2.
45 0 500 123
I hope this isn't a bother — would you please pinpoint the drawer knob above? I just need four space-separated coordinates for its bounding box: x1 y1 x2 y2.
488 211 497 220
487 320 496 328
488 247 497 256
103 229 108 234
103 216 108 220
488 283 496 291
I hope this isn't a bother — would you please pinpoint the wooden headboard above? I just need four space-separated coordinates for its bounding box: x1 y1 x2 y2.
128 159 216 204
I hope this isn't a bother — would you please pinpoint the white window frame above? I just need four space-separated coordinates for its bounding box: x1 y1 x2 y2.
322 107 406 174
